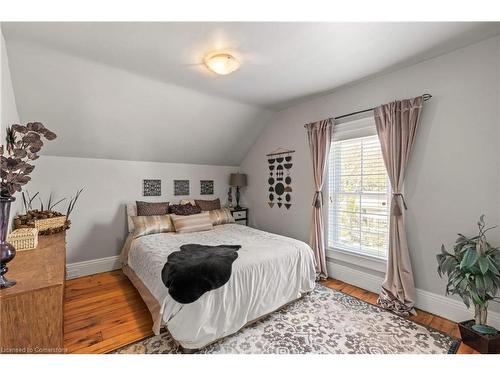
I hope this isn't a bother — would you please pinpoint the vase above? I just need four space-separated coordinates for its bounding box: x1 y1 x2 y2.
0 195 16 289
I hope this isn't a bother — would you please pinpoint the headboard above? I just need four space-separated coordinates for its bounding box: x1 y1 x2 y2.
126 203 137 233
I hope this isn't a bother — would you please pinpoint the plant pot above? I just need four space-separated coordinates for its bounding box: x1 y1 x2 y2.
14 210 70 235
458 320 500 354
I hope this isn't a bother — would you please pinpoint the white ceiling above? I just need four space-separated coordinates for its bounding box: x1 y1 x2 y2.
2 22 500 165
3 22 500 109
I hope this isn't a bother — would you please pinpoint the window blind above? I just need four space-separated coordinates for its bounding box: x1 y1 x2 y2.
327 134 390 259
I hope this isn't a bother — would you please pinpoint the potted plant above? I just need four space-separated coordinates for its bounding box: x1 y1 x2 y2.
0 123 56 288
14 189 83 235
437 215 500 353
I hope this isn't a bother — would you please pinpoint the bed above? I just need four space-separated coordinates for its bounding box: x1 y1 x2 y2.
121 213 316 350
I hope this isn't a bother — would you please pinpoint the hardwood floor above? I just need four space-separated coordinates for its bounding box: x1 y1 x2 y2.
64 270 478 354
64 271 153 353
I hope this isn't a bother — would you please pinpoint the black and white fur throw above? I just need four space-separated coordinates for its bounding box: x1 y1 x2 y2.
161 244 241 304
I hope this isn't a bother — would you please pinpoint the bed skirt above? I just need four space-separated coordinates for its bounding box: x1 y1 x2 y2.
122 264 163 335
122 264 305 351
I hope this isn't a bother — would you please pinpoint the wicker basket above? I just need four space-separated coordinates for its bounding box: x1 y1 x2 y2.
34 215 67 232
7 228 39 251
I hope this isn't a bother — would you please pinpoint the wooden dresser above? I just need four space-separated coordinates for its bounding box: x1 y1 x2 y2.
0 232 66 354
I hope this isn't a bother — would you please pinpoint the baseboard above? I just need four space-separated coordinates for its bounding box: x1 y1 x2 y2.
66 255 121 279
326 259 500 329
327 260 384 294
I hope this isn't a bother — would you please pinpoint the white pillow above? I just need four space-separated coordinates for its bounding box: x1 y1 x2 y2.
180 199 196 206
126 203 137 233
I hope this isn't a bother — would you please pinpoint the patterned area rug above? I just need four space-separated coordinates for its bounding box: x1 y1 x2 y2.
112 284 460 354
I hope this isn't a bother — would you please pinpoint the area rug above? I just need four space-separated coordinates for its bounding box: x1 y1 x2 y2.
112 284 460 354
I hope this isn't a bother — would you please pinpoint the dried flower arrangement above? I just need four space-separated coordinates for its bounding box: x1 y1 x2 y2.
1 122 57 288
14 189 84 235
1 122 57 197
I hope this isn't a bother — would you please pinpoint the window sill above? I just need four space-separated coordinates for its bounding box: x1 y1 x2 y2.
326 247 387 273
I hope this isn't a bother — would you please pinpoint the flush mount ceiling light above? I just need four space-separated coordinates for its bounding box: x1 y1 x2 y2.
204 53 240 75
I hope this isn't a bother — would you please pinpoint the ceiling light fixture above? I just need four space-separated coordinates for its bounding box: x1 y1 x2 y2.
204 53 240 75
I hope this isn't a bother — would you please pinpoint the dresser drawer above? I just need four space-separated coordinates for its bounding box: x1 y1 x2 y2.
0 232 66 353
232 210 247 220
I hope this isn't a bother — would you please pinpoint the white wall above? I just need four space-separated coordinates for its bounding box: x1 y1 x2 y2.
1 28 19 129
241 36 500 309
17 155 237 264
1 27 21 229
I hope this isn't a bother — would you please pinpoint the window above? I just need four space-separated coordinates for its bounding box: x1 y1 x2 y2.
327 117 390 260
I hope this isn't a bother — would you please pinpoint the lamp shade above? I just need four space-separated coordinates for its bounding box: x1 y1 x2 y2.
229 173 247 187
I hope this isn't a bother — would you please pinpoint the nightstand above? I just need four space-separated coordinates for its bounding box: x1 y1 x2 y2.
230 207 248 226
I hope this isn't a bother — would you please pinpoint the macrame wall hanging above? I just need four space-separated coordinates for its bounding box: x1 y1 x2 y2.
267 147 294 209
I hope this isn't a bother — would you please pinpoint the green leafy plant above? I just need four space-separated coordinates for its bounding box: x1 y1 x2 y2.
14 188 84 235
66 188 84 221
21 190 66 214
437 215 500 334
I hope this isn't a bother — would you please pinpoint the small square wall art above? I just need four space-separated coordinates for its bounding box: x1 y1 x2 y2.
174 180 190 196
143 179 161 196
200 180 214 195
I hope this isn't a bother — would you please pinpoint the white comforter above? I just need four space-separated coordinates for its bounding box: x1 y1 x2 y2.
127 224 316 349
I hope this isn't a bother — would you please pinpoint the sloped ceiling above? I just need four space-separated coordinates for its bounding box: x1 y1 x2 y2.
3 38 272 165
2 22 500 165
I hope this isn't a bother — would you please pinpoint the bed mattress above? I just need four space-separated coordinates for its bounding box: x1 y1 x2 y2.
122 223 316 349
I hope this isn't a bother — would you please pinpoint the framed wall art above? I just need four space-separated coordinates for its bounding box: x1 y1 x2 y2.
143 179 161 196
200 180 214 195
174 180 190 196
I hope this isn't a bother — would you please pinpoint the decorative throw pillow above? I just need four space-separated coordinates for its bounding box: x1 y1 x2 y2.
131 215 174 239
169 203 202 216
209 208 235 226
195 198 221 212
171 212 213 234
180 199 196 206
136 201 169 216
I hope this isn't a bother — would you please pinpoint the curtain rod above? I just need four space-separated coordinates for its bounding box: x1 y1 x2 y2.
303 93 432 127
